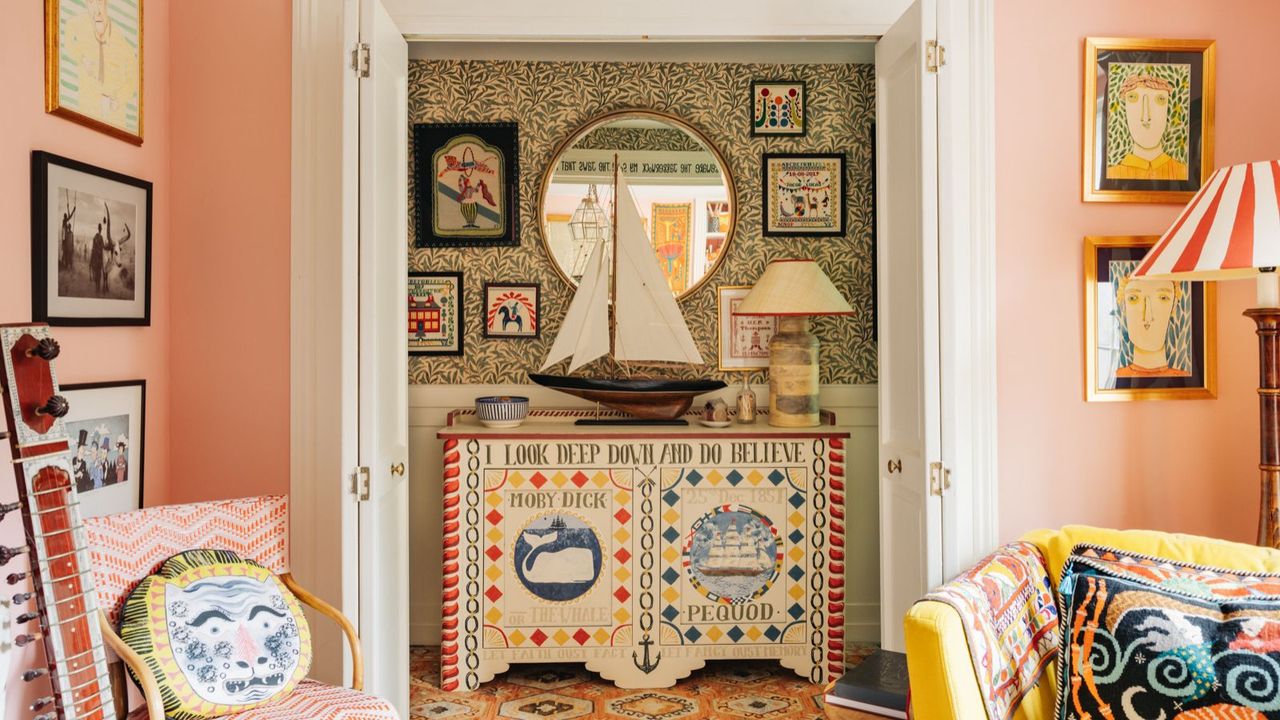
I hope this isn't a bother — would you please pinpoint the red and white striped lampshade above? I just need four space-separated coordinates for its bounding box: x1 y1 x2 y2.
1134 160 1280 280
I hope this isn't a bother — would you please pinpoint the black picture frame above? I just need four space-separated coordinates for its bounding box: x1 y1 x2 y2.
61 379 146 517
32 151 153 326
482 282 541 339
750 79 808 137
409 271 465 356
414 122 520 248
761 152 847 238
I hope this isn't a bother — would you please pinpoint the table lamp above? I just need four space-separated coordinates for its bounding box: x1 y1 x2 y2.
735 259 853 427
1132 159 1280 547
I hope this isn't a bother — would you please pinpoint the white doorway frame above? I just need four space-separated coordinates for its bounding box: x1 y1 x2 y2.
290 0 997 688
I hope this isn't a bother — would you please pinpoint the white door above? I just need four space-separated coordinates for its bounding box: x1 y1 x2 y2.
357 0 409 715
875 0 943 653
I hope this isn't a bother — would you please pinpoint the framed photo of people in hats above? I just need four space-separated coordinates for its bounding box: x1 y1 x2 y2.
61 380 145 517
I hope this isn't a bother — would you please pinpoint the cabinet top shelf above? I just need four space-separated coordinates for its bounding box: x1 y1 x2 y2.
438 407 849 440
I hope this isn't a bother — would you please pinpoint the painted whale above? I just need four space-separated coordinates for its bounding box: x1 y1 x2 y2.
522 532 595 584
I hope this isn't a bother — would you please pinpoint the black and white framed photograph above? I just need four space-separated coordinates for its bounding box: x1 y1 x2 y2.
32 151 153 325
62 380 145 518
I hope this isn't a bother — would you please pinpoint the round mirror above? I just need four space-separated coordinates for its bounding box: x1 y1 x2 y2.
540 110 736 300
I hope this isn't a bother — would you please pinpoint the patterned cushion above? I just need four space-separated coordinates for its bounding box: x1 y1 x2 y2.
919 541 1059 720
1055 544 1280 719
120 549 313 720
127 680 399 720
85 496 289 624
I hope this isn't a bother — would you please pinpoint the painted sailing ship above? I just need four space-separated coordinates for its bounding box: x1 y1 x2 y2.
529 164 724 420
696 521 773 577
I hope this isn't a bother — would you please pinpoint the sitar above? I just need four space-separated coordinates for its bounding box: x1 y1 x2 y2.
1 324 117 720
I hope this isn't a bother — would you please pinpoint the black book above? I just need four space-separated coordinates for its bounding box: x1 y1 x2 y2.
824 649 909 718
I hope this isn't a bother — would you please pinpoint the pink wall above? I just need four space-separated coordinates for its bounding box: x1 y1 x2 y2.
168 1 291 503
996 0 1280 542
0 1 171 715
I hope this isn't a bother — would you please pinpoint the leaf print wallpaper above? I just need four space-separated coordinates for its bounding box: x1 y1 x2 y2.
408 59 875 385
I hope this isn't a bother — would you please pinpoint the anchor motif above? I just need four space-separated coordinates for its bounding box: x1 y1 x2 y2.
632 635 661 674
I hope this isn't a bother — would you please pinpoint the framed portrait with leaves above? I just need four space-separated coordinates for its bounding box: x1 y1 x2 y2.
1083 37 1216 203
1084 236 1216 401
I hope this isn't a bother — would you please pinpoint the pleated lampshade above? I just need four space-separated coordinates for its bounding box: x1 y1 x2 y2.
735 259 854 316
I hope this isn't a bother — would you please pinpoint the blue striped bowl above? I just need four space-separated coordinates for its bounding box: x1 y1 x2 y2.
475 396 530 428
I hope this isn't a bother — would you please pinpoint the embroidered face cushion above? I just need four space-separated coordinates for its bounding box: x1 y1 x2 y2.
119 549 312 719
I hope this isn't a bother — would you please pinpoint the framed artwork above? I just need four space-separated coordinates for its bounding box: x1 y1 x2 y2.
483 282 540 339
414 122 519 248
718 285 778 371
1084 236 1216 401
761 153 846 237
45 0 144 144
32 151 153 326
751 80 806 136
409 271 464 356
650 203 692 294
61 380 145 518
1083 38 1216 203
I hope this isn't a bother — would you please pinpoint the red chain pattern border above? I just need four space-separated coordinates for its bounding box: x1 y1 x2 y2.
827 437 846 678
440 438 462 691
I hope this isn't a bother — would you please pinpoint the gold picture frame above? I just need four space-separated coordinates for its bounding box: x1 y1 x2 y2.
1083 235 1217 402
45 0 145 145
1082 37 1214 204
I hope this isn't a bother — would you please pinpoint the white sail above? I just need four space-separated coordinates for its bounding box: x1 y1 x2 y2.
540 237 611 372
612 172 705 365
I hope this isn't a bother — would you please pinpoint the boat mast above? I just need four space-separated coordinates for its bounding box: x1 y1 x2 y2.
609 153 625 376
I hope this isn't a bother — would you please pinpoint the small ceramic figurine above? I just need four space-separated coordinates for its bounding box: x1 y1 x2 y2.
735 376 757 424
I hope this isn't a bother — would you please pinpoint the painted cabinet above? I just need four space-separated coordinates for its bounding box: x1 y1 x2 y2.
437 409 850 690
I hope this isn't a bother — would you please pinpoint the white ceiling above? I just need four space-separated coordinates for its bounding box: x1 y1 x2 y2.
407 41 875 65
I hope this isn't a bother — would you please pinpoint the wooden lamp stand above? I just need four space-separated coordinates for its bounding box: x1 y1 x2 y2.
1248 307 1280 548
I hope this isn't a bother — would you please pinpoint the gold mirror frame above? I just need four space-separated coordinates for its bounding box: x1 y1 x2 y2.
538 108 738 302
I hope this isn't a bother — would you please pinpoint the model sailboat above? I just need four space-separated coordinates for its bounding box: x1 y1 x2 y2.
529 168 725 421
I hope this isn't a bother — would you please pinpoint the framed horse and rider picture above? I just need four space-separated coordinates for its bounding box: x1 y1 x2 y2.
483 283 540 339
31 151 153 326
413 122 519 248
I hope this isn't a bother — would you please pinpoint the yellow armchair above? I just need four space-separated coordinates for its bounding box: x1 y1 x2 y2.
904 525 1280 719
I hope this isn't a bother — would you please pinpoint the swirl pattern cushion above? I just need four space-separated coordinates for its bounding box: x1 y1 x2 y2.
120 549 313 719
1055 544 1280 719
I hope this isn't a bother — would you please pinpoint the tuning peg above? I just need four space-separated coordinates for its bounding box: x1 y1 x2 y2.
0 544 28 565
34 713 55 720
25 338 60 361
7 572 27 585
34 395 69 419
23 667 48 682
14 633 41 647
12 591 33 604
30 697 53 711
0 501 19 521
15 611 38 624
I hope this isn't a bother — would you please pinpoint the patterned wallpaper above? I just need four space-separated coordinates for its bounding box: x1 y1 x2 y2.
408 59 875 385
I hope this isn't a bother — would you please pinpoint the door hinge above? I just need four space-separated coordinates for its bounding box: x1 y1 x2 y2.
926 39 946 73
351 42 371 78
351 466 371 501
928 461 944 497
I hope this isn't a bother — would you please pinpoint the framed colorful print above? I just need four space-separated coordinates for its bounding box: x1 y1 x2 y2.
414 122 519 248
718 285 778 372
1083 38 1216 203
32 151 153 326
483 282 540 339
651 203 693 294
61 380 145 518
751 80 806 137
44 0 144 145
1084 236 1217 402
761 153 846 237
409 271 464 356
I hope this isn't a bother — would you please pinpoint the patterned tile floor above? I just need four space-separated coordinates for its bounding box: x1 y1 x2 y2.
409 645 886 720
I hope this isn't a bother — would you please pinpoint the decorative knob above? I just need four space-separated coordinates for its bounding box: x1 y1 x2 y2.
30 697 54 711
0 500 19 521
23 668 48 682
35 395 69 418
25 338 60 361
391 462 405 477
14 633 41 647
16 612 38 624
7 572 27 585
12 591 33 604
0 545 28 565
886 458 902 474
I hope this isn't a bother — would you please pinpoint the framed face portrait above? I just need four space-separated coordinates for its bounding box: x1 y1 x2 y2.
1084 236 1216 401
718 285 778 371
1083 38 1216 203
409 271 464 356
414 122 519 248
45 0 144 144
483 282 539 339
32 151 153 326
761 153 846 237
61 380 145 518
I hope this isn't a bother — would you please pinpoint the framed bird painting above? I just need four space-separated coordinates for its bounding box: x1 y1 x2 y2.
413 122 519 248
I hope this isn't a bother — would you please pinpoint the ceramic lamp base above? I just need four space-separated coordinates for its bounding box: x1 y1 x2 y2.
768 316 819 427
